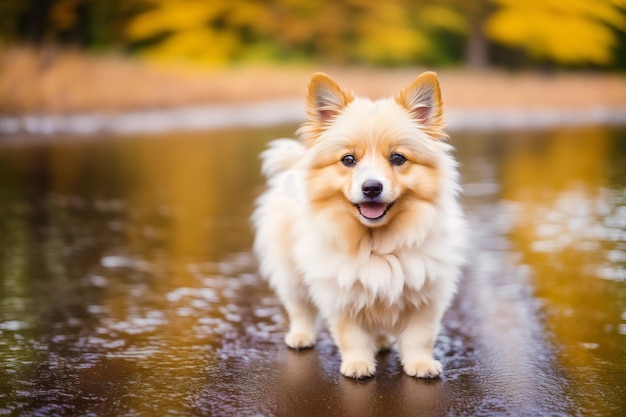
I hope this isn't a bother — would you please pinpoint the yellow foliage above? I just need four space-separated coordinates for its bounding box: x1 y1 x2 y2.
125 0 244 65
486 0 626 64
418 5 468 33
124 0 461 66
353 2 430 63
125 1 228 40
123 0 626 66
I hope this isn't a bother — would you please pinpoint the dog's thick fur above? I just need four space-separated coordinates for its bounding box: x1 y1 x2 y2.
252 72 465 379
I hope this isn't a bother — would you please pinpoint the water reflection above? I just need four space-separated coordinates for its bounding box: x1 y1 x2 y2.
0 129 278 415
498 127 626 416
0 126 624 416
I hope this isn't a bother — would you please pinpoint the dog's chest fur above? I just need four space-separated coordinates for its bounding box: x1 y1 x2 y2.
294 218 446 327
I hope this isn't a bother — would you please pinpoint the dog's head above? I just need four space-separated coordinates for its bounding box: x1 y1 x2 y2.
299 72 450 230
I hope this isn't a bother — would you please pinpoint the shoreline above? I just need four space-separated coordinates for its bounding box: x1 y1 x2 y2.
2 50 626 135
2 102 626 135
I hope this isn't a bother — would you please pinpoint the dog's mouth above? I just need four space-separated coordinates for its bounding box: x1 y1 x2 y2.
356 201 394 221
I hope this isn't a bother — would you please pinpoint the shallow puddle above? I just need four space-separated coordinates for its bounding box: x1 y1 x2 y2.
0 125 624 416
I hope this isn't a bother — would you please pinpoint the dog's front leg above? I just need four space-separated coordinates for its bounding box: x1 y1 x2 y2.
396 302 444 379
271 266 318 349
330 315 376 379
280 288 317 349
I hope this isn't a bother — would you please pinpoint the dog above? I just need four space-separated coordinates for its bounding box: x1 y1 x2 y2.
252 72 465 379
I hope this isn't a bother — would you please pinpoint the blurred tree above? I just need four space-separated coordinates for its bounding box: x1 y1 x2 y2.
442 0 492 68
123 0 626 67
0 0 34 44
485 0 626 66
1 0 625 69
123 0 466 66
124 0 255 65
0 0 137 48
440 0 626 68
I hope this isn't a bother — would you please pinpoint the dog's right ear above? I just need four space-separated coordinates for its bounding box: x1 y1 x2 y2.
305 73 354 128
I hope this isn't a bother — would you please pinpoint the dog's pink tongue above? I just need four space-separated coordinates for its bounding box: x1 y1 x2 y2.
359 202 387 219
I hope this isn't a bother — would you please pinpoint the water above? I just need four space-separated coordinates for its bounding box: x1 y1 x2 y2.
0 126 624 416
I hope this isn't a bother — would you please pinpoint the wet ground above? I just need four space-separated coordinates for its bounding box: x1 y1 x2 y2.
0 125 625 416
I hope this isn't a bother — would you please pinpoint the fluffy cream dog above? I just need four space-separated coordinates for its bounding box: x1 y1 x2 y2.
253 72 465 379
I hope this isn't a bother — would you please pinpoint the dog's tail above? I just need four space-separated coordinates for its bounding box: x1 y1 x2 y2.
260 139 305 179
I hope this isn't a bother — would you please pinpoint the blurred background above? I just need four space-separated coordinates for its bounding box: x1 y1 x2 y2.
1 0 626 115
2 0 626 67
1 2 626 416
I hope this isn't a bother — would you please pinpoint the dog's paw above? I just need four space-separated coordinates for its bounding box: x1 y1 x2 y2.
340 360 376 379
403 359 442 379
285 331 316 349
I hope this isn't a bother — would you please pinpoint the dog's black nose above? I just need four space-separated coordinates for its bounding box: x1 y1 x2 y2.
362 180 383 198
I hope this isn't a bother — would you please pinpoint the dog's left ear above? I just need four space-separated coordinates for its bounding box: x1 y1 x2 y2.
395 71 444 130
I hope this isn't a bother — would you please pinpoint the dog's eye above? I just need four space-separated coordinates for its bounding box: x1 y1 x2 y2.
341 154 357 167
390 153 407 166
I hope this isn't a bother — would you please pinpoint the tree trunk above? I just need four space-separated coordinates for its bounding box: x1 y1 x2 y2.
466 18 489 68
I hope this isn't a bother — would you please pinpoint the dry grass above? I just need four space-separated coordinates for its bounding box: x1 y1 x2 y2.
2 47 626 115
